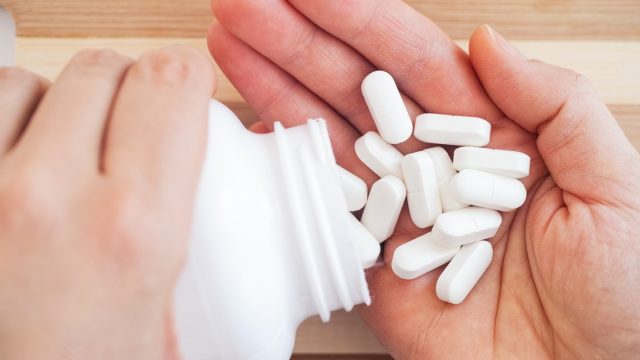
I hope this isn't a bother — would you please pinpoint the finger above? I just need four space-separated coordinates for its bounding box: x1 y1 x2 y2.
212 0 425 152
287 0 502 125
248 121 269 134
208 23 376 185
104 46 216 204
0 67 49 153
361 242 501 359
18 50 133 169
469 26 640 203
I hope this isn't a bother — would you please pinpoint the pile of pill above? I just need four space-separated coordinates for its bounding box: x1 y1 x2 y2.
339 70 530 305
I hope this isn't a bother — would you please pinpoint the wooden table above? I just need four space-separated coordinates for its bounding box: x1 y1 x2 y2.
1 0 638 358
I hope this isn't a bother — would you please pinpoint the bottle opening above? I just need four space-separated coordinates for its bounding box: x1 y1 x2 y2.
273 119 370 322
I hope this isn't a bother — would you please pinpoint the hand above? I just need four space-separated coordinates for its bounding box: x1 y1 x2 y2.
0 47 214 359
208 1 640 358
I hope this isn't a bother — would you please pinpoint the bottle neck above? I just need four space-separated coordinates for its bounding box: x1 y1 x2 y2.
273 119 370 322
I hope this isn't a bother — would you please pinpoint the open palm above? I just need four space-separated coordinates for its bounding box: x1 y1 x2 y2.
207 0 640 358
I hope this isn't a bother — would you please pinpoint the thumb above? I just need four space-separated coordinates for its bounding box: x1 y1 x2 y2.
469 25 639 204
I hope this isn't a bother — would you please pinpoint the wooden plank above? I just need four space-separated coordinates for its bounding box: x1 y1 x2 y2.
292 356 391 360
15 38 640 106
2 0 639 40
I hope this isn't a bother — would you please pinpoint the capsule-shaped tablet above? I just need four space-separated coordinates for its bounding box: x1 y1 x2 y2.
392 232 459 280
453 147 530 179
424 147 468 212
436 241 493 304
337 166 368 211
348 214 380 269
415 114 491 146
451 169 526 212
401 152 442 228
431 207 502 247
361 71 413 144
361 176 406 243
355 132 403 178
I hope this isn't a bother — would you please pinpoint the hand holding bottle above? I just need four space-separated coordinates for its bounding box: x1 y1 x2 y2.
0 47 215 359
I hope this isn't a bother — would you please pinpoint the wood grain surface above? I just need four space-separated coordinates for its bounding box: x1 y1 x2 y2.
15 37 640 151
2 0 640 39
4 0 640 356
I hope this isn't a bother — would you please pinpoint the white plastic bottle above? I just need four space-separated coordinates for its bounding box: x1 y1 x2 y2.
173 100 371 360
0 6 16 67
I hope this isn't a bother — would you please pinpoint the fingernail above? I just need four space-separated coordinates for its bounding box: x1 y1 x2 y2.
484 25 526 60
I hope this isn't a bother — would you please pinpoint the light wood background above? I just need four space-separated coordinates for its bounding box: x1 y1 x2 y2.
1 0 639 358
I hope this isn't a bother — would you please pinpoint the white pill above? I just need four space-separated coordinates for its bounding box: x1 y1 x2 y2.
355 132 404 178
337 166 368 211
348 214 380 269
361 71 413 144
436 241 493 304
401 152 442 228
453 147 530 179
415 114 491 146
361 176 406 243
392 232 459 280
451 169 526 212
424 147 468 212
431 207 502 247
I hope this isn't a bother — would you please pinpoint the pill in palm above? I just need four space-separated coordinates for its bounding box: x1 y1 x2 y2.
361 71 413 144
361 175 406 243
451 169 526 211
436 241 493 304
337 165 368 211
391 232 460 280
401 151 442 228
431 207 502 247
424 147 468 212
348 213 380 269
453 147 530 179
355 132 404 178
414 114 491 146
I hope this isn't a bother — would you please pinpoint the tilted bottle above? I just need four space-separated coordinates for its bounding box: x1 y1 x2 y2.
173 100 371 359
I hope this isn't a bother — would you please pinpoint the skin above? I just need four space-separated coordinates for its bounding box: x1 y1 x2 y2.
0 2 638 359
208 0 640 359
0 46 215 359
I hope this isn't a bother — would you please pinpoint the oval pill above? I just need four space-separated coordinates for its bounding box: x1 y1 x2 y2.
451 169 526 211
414 114 491 146
453 147 530 179
431 207 502 247
337 166 368 211
361 71 413 144
424 147 468 212
392 232 460 280
348 214 380 269
401 152 442 228
436 241 493 304
355 132 404 178
361 176 406 243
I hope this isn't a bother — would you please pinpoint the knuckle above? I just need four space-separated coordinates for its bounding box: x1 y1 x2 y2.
69 49 131 71
560 69 599 105
0 171 52 230
0 67 43 91
100 186 156 265
133 47 205 87
103 187 148 241
570 71 595 94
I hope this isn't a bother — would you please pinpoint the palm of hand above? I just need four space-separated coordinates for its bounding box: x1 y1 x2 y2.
208 0 640 358
364 139 640 359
